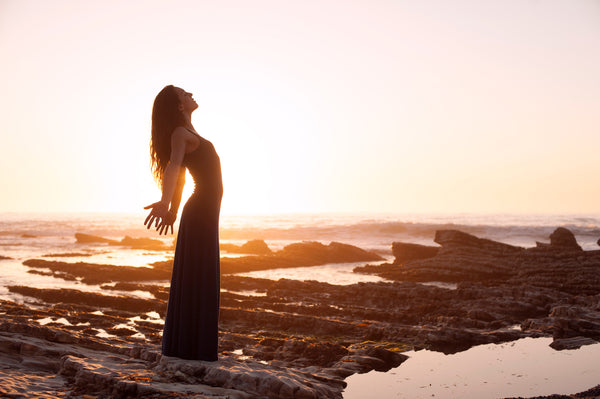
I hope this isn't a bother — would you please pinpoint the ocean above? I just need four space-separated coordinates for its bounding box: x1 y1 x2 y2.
2 212 600 398
2 211 600 302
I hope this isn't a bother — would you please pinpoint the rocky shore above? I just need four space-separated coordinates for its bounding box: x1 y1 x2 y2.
1 229 599 398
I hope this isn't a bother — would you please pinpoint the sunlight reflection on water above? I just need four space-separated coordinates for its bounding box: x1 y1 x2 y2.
233 260 389 285
0 260 162 302
343 337 600 399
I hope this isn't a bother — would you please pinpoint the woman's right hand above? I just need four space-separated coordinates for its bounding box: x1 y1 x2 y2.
158 210 177 235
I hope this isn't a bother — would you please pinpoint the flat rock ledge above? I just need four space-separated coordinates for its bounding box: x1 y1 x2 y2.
0 317 341 398
0 298 406 399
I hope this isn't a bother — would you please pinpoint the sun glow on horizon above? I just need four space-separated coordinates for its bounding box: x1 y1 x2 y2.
1 0 600 215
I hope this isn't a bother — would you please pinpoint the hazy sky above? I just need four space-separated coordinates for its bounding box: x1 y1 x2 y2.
1 0 599 215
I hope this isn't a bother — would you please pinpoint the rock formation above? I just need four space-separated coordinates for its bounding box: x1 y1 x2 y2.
221 239 273 255
391 242 439 263
549 227 583 251
75 233 171 250
354 227 600 355
4 230 600 398
154 240 383 274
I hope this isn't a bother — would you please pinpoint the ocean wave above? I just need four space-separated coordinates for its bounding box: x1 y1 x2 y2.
2 212 600 251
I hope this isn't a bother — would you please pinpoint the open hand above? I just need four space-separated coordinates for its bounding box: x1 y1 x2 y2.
144 201 175 235
158 210 176 235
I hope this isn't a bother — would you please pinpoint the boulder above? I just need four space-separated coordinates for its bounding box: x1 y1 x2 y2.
240 240 272 255
549 227 582 251
221 240 272 255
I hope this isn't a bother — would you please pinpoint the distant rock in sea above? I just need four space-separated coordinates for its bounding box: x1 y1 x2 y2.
150 240 384 274
391 242 439 264
221 239 273 255
549 226 583 251
75 233 119 244
75 233 171 250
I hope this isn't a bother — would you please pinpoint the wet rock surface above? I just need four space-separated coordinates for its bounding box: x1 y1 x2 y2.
0 293 403 398
2 240 390 398
4 230 600 398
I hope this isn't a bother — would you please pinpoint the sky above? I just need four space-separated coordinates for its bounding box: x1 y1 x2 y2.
0 0 599 215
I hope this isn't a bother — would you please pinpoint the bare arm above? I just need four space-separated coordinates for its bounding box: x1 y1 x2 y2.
170 168 186 215
160 130 187 206
144 128 190 234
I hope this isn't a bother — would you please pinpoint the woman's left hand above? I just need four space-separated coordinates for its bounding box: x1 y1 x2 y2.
144 201 168 228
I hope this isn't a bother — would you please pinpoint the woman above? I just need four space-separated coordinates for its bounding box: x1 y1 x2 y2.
144 85 223 361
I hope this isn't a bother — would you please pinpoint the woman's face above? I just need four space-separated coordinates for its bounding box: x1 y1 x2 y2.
175 87 198 113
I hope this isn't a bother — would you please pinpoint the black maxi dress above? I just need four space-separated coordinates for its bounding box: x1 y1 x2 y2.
161 133 223 361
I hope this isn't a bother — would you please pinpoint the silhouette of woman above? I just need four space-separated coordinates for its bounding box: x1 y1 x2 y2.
144 85 223 361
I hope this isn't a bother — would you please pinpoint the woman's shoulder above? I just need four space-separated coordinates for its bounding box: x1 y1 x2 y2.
173 126 197 136
172 126 202 143
172 126 205 156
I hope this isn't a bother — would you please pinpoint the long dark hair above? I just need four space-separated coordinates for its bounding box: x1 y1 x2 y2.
150 85 185 188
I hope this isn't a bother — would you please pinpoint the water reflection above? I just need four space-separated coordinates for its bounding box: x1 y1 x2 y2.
344 337 600 399
234 261 388 285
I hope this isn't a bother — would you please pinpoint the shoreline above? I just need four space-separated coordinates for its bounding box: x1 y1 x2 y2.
1 227 600 397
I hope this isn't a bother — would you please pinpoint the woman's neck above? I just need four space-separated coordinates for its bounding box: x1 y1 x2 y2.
182 112 194 130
